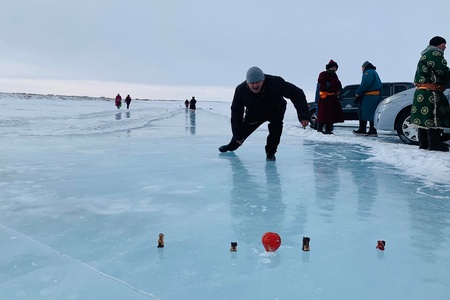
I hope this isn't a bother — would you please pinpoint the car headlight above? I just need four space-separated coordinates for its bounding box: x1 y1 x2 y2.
383 93 406 104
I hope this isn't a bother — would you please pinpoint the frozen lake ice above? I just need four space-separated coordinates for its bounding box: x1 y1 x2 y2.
0 95 449 299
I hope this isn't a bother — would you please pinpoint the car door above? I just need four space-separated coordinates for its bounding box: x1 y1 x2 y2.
380 84 392 100
339 85 359 120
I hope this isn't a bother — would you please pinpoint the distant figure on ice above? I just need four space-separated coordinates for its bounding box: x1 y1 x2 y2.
184 99 190 109
218 66 309 161
125 94 132 109
115 93 122 109
189 96 197 112
316 59 344 134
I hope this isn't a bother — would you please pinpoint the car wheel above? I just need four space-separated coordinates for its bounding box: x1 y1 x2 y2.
309 109 317 129
396 109 419 145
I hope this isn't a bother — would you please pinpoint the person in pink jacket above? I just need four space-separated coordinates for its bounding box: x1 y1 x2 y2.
115 93 122 109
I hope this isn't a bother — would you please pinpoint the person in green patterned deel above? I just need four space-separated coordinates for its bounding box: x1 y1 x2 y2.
411 36 450 152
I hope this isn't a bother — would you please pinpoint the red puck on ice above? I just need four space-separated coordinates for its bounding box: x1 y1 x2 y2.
262 232 281 252
376 240 386 251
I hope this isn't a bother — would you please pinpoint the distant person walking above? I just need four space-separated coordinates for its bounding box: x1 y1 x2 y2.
218 66 309 161
411 36 450 152
115 93 122 109
352 61 382 137
189 96 197 111
185 99 190 108
316 59 344 134
124 94 132 109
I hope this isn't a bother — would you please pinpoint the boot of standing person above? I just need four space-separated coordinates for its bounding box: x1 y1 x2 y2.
428 128 449 152
352 120 367 135
417 128 429 149
367 121 378 137
317 122 324 133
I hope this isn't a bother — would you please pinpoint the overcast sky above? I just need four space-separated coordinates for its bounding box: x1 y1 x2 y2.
0 0 449 101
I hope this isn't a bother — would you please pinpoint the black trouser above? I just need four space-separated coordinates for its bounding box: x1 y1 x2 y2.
357 120 376 132
229 106 285 155
317 123 323 132
427 128 448 151
417 128 428 149
125 101 131 109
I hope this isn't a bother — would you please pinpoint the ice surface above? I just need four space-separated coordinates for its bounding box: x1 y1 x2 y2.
1 95 449 300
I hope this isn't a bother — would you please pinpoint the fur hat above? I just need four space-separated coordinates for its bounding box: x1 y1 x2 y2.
246 66 265 83
362 61 371 68
429 36 446 47
326 59 338 70
362 61 376 70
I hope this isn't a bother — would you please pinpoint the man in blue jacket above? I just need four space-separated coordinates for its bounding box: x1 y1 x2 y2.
218 66 309 161
352 61 383 137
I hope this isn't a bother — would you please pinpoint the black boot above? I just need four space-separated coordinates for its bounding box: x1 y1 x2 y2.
428 128 449 152
352 120 367 135
324 123 333 134
440 131 450 142
317 123 324 133
418 128 429 149
436 129 449 142
265 145 277 161
367 122 378 137
219 140 241 152
266 153 276 161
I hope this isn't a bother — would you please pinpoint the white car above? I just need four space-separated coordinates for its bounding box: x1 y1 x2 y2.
374 82 450 145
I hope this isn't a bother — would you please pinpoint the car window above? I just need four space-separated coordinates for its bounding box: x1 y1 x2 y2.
394 85 408 94
341 87 357 98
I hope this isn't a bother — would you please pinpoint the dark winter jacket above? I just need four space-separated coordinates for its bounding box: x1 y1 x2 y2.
318 70 341 94
189 98 197 110
230 74 309 139
316 70 344 123
355 67 382 121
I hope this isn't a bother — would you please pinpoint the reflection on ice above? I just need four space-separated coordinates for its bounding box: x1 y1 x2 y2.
221 153 285 248
258 251 281 268
189 111 196 135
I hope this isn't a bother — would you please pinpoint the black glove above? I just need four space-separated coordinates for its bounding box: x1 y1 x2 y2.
354 95 362 104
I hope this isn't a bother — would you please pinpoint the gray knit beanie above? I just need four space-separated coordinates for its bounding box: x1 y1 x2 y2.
362 61 371 68
246 67 265 83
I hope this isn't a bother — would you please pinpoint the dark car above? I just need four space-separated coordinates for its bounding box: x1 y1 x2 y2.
308 82 414 128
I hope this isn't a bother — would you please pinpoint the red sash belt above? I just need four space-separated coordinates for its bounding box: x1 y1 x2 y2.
415 83 446 92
